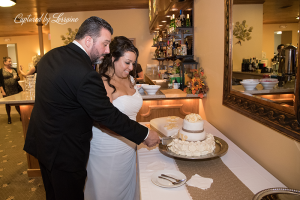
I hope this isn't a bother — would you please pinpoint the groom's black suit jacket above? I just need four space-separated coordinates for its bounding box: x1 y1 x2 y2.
24 43 148 172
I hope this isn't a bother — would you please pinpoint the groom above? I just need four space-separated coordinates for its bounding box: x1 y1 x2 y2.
24 16 160 200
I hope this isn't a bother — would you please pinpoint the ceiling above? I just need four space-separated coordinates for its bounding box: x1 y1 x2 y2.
0 0 149 37
0 0 298 38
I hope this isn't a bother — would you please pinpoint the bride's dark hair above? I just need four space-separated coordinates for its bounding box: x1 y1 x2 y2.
99 36 139 93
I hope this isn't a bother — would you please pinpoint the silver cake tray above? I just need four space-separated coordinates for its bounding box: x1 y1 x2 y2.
253 188 300 200
159 136 228 160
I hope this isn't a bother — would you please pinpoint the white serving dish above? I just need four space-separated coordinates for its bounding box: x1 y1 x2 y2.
240 81 259 90
260 78 278 90
142 85 161 95
242 79 260 83
136 84 149 94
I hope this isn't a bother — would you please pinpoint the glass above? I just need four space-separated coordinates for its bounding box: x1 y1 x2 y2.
25 75 36 95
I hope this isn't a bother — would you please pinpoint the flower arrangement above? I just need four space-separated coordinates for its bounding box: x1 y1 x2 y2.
233 20 253 45
61 28 78 45
183 66 209 98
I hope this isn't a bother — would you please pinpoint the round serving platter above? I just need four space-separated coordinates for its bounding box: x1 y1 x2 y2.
159 136 228 160
252 188 300 200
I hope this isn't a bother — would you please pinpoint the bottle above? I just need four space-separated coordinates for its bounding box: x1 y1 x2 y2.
185 38 188 48
172 14 176 30
241 59 245 72
180 10 186 27
172 38 176 56
159 46 164 58
169 15 174 33
188 41 192 55
249 58 252 71
168 78 173 89
158 30 163 42
155 47 159 58
169 40 173 57
176 11 181 27
252 57 256 72
181 44 187 56
153 34 156 46
186 14 190 27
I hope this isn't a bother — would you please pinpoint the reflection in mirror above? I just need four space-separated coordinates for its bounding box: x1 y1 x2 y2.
231 1 299 109
0 44 18 68
223 0 300 142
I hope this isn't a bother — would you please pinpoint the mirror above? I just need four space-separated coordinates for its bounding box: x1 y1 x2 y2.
223 0 300 142
0 44 18 68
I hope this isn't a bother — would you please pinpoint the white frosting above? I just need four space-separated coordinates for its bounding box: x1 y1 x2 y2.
185 113 202 122
150 116 183 137
167 133 215 156
179 128 206 141
182 119 204 131
180 113 204 141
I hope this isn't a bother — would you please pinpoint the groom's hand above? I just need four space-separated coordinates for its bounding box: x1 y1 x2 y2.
144 130 160 147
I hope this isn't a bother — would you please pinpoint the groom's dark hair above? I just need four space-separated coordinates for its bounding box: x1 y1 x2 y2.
75 16 113 41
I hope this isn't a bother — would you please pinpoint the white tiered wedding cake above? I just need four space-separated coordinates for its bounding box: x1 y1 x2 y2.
167 113 215 156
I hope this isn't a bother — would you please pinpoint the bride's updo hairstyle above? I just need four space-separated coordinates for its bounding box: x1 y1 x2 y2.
99 36 139 93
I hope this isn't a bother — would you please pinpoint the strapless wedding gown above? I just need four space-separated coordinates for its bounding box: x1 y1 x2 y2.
84 85 143 200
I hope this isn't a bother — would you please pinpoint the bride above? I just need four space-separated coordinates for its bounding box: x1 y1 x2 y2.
84 36 143 200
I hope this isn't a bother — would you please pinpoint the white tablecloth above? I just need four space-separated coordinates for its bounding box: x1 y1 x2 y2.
137 121 286 200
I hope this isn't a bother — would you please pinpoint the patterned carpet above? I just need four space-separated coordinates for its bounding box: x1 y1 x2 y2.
0 113 46 200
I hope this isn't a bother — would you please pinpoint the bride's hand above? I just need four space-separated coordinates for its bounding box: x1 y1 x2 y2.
144 130 160 147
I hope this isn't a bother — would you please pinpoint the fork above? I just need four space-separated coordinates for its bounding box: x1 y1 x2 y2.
161 174 185 183
158 176 182 185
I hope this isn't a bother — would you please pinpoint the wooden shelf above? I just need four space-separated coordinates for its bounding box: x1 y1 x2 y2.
152 55 194 61
149 0 193 33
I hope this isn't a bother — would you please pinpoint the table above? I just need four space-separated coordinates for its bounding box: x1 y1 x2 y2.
137 121 286 200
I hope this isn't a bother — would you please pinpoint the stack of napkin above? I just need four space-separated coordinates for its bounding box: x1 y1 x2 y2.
186 174 213 190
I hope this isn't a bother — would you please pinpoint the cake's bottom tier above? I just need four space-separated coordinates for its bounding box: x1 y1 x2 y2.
168 133 216 156
178 128 206 141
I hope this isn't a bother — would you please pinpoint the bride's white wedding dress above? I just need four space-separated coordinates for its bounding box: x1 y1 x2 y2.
84 80 143 200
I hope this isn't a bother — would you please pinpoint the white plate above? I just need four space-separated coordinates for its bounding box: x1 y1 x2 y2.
151 170 186 188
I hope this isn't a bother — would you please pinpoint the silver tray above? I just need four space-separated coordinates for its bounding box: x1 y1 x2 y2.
159 136 228 160
253 188 300 200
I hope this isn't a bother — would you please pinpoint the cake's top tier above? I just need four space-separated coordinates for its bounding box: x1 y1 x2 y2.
184 113 202 123
183 113 204 131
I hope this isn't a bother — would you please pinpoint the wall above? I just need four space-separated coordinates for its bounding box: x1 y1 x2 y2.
195 0 300 189
7 44 17 67
263 23 298 65
49 9 157 73
281 31 292 45
0 34 51 74
274 33 281 54
0 45 8 68
232 4 263 71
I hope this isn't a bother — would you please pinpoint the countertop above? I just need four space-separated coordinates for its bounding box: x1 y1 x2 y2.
233 71 273 75
0 91 35 104
0 74 202 105
232 84 294 94
0 87 200 105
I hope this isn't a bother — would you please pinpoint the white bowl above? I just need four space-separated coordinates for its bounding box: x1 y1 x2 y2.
260 79 278 90
136 84 149 94
242 79 260 83
260 78 278 82
142 85 161 95
240 81 259 90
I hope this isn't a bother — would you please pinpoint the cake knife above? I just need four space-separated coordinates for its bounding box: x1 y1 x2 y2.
160 137 173 145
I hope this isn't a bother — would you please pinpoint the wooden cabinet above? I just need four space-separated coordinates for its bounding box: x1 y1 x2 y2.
137 98 199 122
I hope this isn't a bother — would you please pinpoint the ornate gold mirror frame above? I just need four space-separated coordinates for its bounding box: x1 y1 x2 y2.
223 0 300 142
